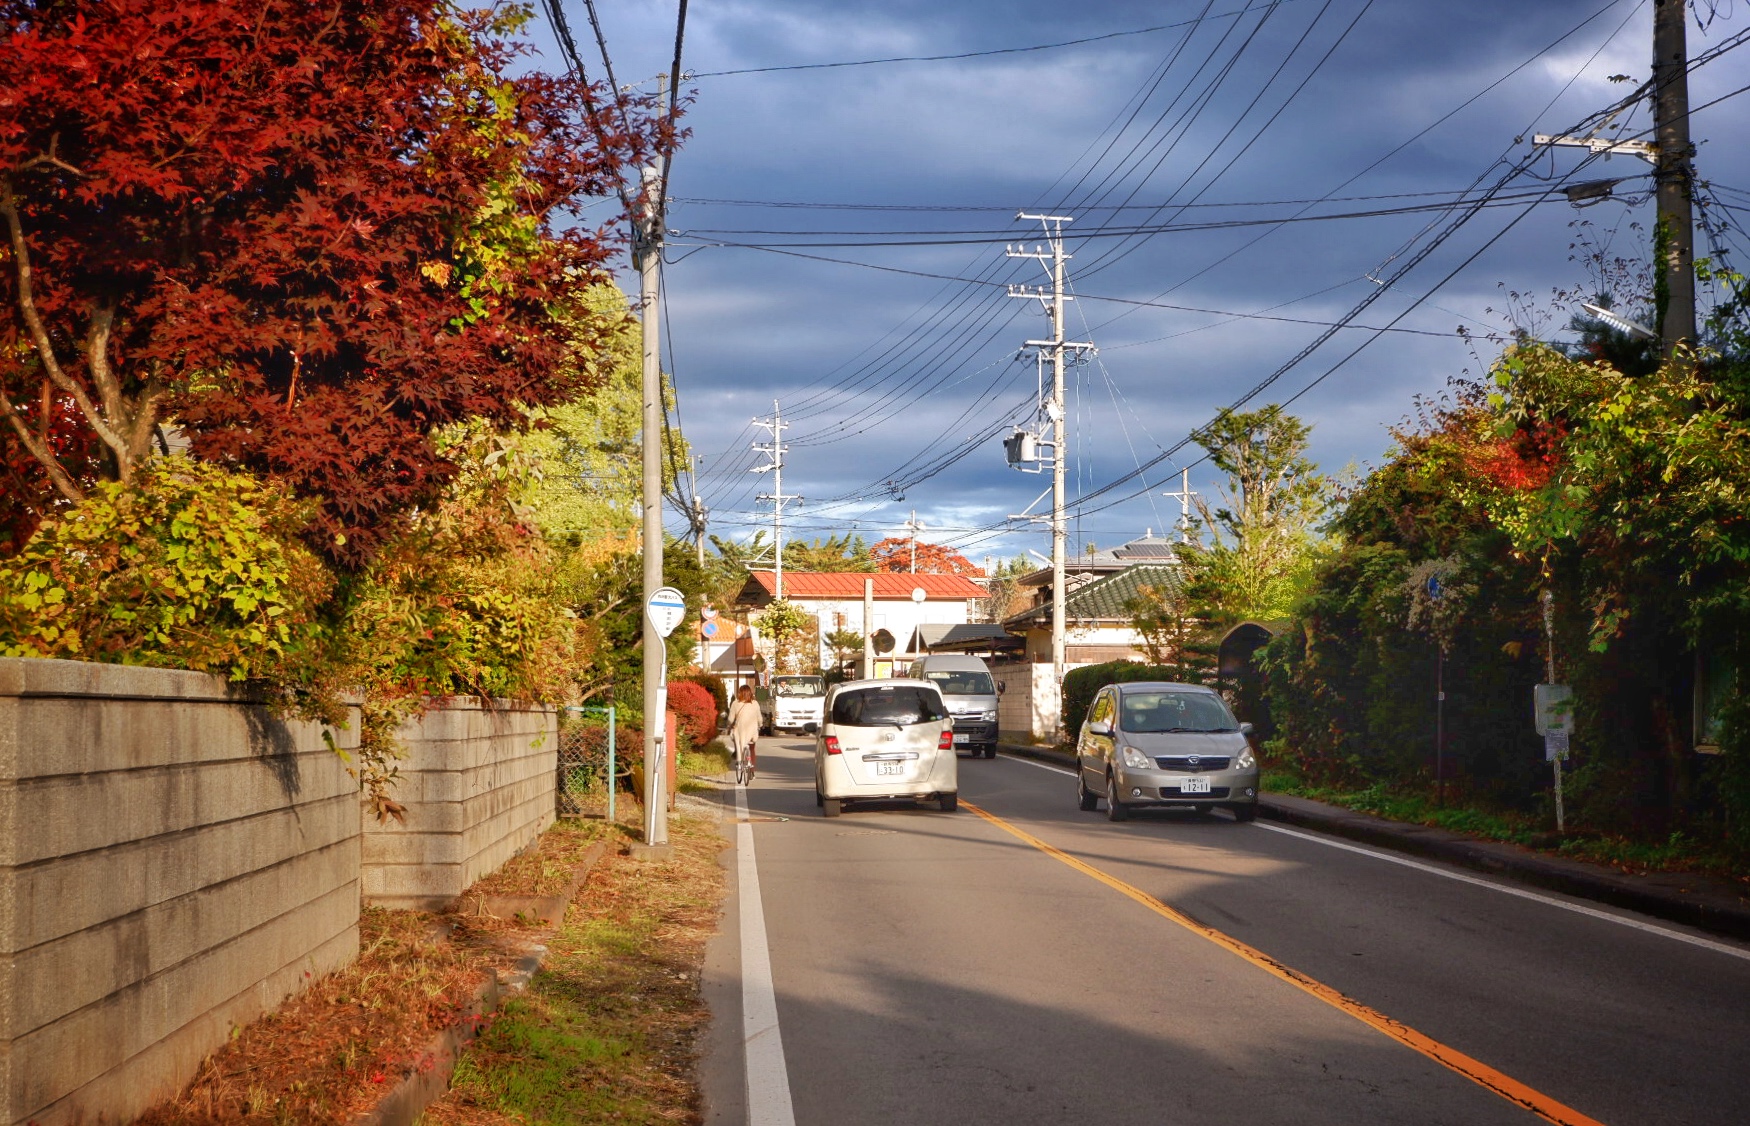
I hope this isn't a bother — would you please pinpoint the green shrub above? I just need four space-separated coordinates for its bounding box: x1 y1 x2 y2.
1062 660 1186 737
0 459 331 681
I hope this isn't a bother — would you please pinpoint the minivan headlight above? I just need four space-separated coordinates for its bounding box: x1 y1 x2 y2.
1235 745 1257 770
1119 744 1153 770
980 709 998 722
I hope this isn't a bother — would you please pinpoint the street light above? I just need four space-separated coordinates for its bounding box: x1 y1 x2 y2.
1580 302 1657 341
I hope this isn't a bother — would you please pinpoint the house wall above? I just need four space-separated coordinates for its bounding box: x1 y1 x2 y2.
360 700 557 910
807 596 971 667
1022 623 1148 663
746 595 972 674
0 658 361 1126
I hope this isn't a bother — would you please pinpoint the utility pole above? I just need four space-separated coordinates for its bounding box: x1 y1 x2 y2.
904 509 924 573
1652 0 1695 353
1536 2 1694 355
751 402 798 600
688 454 707 569
1008 214 1093 738
635 159 671 855
1163 468 1198 543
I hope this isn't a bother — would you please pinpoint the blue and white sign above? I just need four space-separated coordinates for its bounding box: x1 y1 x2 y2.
646 586 686 638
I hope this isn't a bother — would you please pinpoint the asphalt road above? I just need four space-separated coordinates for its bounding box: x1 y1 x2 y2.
700 736 1750 1126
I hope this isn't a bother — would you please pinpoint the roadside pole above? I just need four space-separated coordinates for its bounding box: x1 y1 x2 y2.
862 577 875 679
638 585 686 859
1652 0 1695 353
1539 588 1571 834
636 159 671 860
1007 215 1093 739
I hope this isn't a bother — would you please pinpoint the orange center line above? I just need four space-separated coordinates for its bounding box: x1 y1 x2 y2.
962 800 1608 1126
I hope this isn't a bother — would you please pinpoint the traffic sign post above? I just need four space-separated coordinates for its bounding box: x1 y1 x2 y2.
637 587 686 857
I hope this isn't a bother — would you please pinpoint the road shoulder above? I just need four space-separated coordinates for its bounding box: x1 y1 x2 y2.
996 740 1750 943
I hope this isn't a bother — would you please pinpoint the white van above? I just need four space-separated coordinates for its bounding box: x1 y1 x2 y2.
810 678 958 816
760 674 826 735
908 653 1001 758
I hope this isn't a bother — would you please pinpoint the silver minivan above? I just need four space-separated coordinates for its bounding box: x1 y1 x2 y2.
811 678 958 817
908 653 1000 758
1076 681 1260 822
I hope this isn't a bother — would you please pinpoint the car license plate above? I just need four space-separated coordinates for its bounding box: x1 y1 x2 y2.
877 761 903 776
953 733 969 745
1178 777 1211 794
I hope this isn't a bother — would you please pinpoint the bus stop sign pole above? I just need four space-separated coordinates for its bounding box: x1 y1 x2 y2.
638 587 686 857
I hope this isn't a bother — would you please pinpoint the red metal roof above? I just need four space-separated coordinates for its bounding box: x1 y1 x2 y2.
743 571 987 601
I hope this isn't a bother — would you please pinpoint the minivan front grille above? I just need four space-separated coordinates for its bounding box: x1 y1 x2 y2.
1155 756 1231 771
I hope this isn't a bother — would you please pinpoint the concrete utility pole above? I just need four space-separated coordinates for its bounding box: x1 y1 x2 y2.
751 403 797 600
1537 2 1694 355
688 454 707 569
1652 0 1696 353
1008 215 1093 737
1163 468 1198 543
635 162 671 854
862 577 875 679
904 509 924 573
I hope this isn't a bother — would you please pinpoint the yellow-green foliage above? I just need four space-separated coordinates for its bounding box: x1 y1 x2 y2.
343 423 579 706
0 460 332 680
522 285 687 539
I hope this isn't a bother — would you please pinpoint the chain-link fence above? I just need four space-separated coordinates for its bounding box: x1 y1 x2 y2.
556 706 624 817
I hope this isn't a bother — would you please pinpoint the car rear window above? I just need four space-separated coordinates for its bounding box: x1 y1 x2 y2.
831 686 946 726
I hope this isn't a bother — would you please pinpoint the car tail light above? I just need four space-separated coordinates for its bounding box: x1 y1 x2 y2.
825 735 842 755
938 729 954 750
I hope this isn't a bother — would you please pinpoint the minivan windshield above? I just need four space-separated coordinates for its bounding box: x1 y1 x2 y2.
922 670 995 696
774 676 826 697
831 685 946 726
1119 691 1239 734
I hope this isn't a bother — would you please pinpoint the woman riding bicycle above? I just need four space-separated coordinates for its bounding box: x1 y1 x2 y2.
727 683 760 785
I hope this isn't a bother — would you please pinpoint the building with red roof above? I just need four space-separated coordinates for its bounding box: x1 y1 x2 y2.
732 570 991 677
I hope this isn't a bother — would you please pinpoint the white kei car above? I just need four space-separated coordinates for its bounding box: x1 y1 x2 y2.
811 678 958 817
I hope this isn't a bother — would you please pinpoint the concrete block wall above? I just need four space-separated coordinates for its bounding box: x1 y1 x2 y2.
361 700 557 910
0 657 361 1126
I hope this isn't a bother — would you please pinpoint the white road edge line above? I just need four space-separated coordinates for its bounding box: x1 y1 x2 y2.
996 752 1750 963
997 752 1073 774
1257 821 1750 962
735 785 798 1125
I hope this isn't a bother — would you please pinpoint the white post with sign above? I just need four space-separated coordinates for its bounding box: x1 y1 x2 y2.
1537 588 1569 833
643 586 686 852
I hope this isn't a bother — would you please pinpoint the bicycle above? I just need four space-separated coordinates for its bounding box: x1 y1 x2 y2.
734 737 757 786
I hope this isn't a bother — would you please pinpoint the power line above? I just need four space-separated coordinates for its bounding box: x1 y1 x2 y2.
675 185 1591 242
687 3 1308 78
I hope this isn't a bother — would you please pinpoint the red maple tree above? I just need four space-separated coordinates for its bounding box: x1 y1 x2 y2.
869 537 984 576
0 0 671 562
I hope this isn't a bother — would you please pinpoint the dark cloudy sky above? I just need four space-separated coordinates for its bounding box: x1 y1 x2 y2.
544 0 1750 566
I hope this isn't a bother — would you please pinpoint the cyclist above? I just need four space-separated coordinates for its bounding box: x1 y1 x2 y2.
727 683 760 785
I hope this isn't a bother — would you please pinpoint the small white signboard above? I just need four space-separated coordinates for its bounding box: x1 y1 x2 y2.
1534 684 1574 736
646 586 686 637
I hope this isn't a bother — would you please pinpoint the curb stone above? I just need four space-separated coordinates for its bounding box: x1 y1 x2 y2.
347 838 608 1126
996 741 1750 944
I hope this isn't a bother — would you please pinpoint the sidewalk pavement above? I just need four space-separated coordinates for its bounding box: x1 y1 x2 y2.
996 741 1750 944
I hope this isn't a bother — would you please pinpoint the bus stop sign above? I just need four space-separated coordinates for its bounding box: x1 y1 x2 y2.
646 586 686 638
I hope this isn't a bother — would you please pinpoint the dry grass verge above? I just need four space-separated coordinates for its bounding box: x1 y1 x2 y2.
134 820 625 1124
420 797 728 1125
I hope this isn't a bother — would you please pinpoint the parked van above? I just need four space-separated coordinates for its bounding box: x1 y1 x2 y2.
760 674 827 735
907 653 1000 758
810 678 958 816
